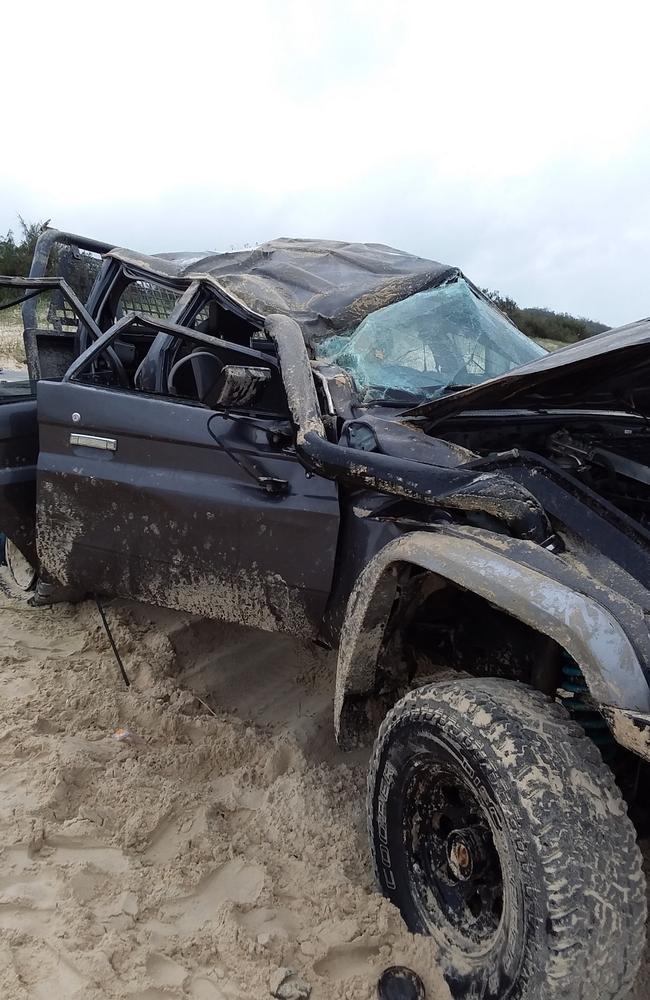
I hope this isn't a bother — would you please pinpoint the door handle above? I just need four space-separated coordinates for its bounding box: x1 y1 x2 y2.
70 433 117 452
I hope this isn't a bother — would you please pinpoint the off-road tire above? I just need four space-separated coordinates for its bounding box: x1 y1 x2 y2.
367 678 646 1000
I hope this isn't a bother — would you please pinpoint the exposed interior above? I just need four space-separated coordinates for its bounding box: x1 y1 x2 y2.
19 258 289 416
436 410 650 530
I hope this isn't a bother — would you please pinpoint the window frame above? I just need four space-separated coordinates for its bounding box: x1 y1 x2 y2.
64 312 289 417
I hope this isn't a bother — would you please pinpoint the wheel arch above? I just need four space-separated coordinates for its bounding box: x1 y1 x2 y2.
334 529 650 749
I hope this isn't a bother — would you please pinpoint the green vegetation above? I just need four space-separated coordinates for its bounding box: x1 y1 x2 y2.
482 288 609 345
0 329 26 365
0 219 64 349
0 219 52 364
0 217 51 295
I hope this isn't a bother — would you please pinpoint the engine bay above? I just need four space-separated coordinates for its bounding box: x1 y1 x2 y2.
431 410 650 530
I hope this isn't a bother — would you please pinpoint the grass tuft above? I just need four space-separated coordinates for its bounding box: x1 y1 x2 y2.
0 327 26 365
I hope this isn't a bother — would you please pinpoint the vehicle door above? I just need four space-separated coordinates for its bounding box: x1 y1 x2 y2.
35 316 340 638
0 379 38 564
0 263 110 567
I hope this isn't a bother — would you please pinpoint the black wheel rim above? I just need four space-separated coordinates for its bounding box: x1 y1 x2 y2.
403 757 504 948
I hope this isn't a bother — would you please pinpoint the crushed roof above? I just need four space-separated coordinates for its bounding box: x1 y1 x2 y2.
108 237 460 341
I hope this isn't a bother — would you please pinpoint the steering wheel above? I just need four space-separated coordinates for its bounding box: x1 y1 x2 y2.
168 351 224 401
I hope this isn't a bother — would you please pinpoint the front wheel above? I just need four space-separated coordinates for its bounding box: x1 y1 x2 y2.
367 678 646 1000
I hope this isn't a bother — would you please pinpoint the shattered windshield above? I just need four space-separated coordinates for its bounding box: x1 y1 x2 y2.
318 278 546 404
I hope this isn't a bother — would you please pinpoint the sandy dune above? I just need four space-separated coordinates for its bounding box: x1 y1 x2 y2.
0 580 449 1000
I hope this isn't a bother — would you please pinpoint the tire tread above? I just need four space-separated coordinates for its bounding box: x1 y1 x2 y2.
367 678 647 1000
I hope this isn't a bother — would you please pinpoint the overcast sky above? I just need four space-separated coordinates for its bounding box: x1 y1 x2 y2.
2 1 649 326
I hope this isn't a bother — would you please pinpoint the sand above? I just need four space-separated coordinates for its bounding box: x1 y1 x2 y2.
0 579 450 1000
0 570 647 999
0 325 26 371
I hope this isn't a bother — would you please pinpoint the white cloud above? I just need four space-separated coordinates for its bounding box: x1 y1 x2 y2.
1 0 649 324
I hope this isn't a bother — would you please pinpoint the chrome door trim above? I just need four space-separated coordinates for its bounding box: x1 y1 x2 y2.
69 433 117 452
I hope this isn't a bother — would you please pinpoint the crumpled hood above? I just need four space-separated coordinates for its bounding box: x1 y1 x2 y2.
404 316 650 421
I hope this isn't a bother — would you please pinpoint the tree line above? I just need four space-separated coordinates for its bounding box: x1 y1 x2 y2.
0 217 49 280
482 289 609 344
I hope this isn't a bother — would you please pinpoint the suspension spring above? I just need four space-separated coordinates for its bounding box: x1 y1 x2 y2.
558 655 615 759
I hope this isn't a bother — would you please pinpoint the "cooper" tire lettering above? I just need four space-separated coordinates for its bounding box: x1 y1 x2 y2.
377 762 396 889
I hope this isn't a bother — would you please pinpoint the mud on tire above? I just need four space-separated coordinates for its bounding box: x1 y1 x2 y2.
367 678 646 1000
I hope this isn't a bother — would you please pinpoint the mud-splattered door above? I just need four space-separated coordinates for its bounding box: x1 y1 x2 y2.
35 380 340 637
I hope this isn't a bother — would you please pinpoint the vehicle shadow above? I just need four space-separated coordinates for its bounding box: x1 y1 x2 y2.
113 600 369 768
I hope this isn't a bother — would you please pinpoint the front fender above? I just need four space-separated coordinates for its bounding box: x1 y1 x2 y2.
334 529 650 749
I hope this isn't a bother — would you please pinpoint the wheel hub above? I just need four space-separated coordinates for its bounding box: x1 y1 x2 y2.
446 826 491 881
404 769 504 944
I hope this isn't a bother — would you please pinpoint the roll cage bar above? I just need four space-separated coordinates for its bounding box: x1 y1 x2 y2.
7 228 266 384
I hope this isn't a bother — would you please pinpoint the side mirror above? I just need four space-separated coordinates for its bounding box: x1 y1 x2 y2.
205 364 271 410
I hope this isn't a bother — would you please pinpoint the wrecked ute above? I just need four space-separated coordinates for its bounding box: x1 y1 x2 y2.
0 229 649 1000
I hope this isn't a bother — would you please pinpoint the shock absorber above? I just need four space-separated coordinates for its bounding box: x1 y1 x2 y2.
558 653 615 759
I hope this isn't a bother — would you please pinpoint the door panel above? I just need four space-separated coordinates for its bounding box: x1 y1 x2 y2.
36 381 340 637
0 396 38 562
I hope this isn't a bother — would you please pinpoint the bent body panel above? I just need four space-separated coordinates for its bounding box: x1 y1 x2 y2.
334 529 650 747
